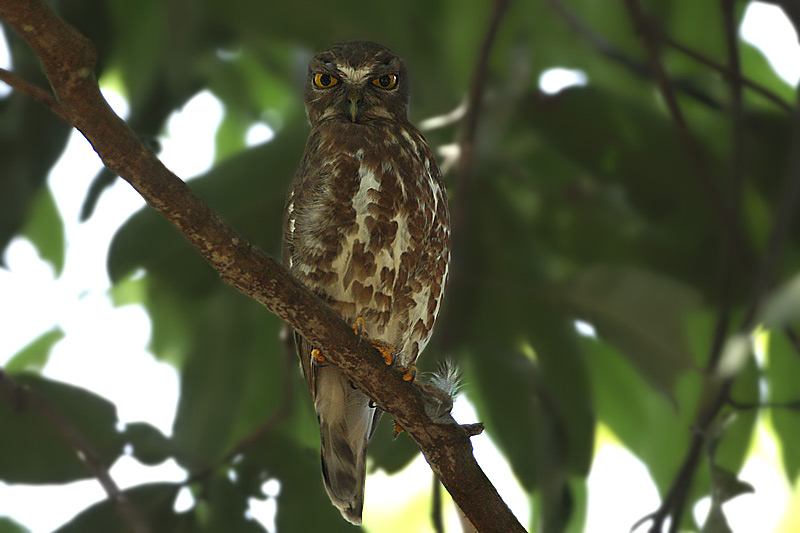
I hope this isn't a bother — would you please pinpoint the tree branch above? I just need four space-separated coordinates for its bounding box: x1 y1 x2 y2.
0 369 149 533
0 66 70 120
0 1 524 531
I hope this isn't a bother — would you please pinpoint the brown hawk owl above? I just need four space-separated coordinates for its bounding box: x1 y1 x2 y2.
281 41 450 524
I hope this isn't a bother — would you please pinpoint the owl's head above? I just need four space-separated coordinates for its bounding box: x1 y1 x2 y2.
304 41 410 126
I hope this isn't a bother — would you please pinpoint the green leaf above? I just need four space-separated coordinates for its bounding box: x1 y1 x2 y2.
171 289 285 472
766 332 800 481
464 346 543 492
584 337 703 496
367 414 419 475
236 434 355 533
4 326 65 373
709 464 754 504
556 265 700 399
52 483 184 533
199 475 267 533
0 374 124 484
0 516 30 533
123 422 173 466
701 501 733 533
760 272 800 329
107 125 306 295
20 185 65 276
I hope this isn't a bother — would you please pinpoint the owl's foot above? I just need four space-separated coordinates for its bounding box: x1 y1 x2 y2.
402 366 418 382
352 317 395 366
368 339 395 366
310 348 327 366
393 421 405 438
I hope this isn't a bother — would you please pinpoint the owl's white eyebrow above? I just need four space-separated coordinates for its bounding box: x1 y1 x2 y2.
336 65 374 83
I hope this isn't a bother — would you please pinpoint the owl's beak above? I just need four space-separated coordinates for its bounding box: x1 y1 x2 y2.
347 94 361 123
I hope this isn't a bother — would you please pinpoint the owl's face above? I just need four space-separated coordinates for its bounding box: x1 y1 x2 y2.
304 41 410 127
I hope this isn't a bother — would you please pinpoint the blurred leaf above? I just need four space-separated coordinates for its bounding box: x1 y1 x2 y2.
464 346 542 492
367 414 419 475
701 502 733 533
761 272 800 329
236 434 355 533
0 374 123 484
0 86 70 263
709 464 754 504
20 185 65 276
107 125 305 295
584 336 702 496
123 422 173 466
171 290 285 472
701 464 754 533
52 483 184 533
200 474 266 533
4 326 65 374
767 332 800 481
556 265 700 399
0 517 30 533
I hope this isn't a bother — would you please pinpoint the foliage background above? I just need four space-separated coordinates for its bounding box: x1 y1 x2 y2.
2 0 800 531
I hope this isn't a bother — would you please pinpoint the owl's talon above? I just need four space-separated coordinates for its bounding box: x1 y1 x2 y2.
353 317 366 338
393 421 405 438
311 348 327 366
367 340 395 366
402 366 417 382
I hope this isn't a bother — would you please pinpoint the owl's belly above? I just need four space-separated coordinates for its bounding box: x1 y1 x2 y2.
291 169 441 367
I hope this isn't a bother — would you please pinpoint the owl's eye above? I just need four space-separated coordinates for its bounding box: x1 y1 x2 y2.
372 74 398 90
313 73 339 88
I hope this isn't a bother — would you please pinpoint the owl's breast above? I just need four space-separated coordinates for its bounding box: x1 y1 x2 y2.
286 122 450 364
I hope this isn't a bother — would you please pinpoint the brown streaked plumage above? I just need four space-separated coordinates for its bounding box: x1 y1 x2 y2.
281 41 450 524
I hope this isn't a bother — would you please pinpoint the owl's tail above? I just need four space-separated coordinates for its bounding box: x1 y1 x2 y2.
314 365 381 525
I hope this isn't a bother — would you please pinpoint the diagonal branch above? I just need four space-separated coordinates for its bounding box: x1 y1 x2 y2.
0 369 149 533
0 1 524 531
0 66 70 120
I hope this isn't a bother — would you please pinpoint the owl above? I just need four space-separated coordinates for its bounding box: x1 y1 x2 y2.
281 41 450 524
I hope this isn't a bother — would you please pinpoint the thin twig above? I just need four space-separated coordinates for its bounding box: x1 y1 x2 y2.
545 0 723 111
546 0 793 114
0 67 70 120
728 398 800 410
623 0 743 255
439 0 512 353
784 327 800 356
0 370 149 533
662 35 794 114
432 472 444 533
741 95 800 327
450 0 512 243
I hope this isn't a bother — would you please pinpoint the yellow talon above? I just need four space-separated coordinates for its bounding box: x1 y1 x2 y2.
311 348 326 364
393 421 405 438
402 366 417 382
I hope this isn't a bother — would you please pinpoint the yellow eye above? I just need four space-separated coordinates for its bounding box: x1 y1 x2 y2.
313 73 339 88
372 74 398 90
